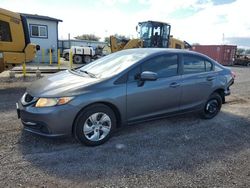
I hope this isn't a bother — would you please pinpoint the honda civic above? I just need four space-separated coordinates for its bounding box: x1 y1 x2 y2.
17 48 235 146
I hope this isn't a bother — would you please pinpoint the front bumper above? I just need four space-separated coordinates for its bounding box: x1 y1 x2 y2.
17 101 79 137
21 119 66 137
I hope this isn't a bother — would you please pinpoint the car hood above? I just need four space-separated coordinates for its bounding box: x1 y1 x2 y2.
27 70 100 97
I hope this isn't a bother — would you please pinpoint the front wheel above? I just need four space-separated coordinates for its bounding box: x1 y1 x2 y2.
74 104 116 146
200 93 222 119
64 53 69 61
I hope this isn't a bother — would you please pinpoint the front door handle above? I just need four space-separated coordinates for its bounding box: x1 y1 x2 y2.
170 82 180 88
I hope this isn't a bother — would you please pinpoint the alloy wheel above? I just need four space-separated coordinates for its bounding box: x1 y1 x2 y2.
205 99 219 115
83 112 111 141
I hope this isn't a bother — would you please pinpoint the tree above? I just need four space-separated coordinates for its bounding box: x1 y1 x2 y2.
237 48 245 55
245 49 250 55
192 43 200 46
104 36 110 43
74 34 100 41
104 34 129 44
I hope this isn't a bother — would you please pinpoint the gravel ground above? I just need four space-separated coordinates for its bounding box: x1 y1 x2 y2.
0 66 250 187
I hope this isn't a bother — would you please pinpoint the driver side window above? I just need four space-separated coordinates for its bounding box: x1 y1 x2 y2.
128 54 179 82
141 54 178 78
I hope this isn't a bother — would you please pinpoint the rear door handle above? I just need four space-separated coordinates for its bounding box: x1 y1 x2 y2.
170 82 180 88
207 76 215 81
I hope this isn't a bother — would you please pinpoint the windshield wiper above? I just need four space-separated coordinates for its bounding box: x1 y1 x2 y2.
70 65 85 71
79 70 97 78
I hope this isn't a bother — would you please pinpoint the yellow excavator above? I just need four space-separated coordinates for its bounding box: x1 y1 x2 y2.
110 20 191 53
0 8 39 73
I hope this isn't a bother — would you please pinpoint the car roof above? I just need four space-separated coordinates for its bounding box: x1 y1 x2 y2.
120 48 214 62
121 48 202 56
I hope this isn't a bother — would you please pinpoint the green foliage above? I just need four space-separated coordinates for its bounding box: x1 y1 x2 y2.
104 36 110 43
104 34 129 44
74 34 100 41
245 49 250 54
192 43 200 45
237 48 245 54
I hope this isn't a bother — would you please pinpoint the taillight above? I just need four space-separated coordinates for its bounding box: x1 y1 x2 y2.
231 71 236 79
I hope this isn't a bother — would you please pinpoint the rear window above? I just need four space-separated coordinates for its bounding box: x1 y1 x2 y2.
205 61 213 71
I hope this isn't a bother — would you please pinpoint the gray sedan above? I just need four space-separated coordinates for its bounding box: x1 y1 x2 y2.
17 49 234 146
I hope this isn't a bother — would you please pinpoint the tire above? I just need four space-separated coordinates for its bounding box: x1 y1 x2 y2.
200 93 222 119
73 55 83 64
84 55 91 64
74 104 116 146
64 53 69 61
246 62 250 67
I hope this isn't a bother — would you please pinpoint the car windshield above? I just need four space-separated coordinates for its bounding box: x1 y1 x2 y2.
78 50 150 78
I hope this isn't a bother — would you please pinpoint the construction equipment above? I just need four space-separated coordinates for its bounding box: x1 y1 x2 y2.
63 46 95 64
0 8 39 73
62 45 105 64
234 54 250 66
110 20 191 53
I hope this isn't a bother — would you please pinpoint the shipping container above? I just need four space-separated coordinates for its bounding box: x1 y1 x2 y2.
191 45 237 66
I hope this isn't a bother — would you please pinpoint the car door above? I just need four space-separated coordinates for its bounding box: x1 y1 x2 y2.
180 54 216 111
126 54 182 122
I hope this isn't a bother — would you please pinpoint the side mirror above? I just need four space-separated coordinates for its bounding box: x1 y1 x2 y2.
140 71 158 81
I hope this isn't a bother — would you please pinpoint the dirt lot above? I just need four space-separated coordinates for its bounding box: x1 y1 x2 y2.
0 66 250 187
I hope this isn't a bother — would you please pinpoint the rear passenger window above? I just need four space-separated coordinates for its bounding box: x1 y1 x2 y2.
183 56 213 74
141 54 178 78
0 20 12 42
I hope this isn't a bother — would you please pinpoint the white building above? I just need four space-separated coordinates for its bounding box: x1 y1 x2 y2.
22 13 62 63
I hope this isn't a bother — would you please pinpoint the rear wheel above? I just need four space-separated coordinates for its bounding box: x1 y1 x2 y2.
84 55 91 64
73 55 83 64
200 93 222 119
74 104 116 146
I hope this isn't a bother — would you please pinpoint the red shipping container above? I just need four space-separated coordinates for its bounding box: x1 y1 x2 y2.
191 45 237 66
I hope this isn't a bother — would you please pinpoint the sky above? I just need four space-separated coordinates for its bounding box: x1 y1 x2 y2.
1 0 250 48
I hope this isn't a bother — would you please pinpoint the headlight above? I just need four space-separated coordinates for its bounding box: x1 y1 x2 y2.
35 97 74 107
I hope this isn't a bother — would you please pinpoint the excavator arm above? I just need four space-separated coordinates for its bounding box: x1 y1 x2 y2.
110 36 143 53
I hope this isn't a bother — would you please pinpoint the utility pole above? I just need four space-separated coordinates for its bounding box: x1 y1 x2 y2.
68 33 71 48
222 33 225 45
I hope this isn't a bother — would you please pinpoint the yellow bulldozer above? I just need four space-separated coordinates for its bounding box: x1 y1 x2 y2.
110 20 191 53
0 8 39 73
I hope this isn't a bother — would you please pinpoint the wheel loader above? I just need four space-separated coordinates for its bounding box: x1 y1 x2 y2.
110 20 191 53
0 8 39 73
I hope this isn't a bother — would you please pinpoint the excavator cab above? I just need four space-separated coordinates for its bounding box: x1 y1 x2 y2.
138 21 171 48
